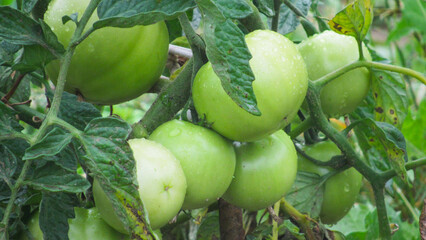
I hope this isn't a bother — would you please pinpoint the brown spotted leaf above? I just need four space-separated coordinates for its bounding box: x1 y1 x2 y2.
348 118 408 183
329 0 373 40
80 117 157 239
371 69 409 128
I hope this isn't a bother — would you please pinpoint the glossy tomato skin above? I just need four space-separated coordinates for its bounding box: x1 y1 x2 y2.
149 119 236 210
20 208 129 240
192 30 308 142
222 130 297 211
297 30 372 117
298 141 363 224
93 139 187 232
44 0 169 105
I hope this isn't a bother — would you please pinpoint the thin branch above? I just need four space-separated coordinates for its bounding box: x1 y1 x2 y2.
1 73 27 103
169 44 193 59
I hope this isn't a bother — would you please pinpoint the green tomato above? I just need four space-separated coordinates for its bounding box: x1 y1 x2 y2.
44 0 169 105
222 130 297 211
93 139 187 232
149 119 236 210
192 30 308 142
20 208 128 240
297 30 372 117
298 141 363 224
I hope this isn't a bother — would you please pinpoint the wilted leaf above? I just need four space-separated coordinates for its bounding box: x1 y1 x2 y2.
371 70 408 128
329 0 373 40
80 117 155 239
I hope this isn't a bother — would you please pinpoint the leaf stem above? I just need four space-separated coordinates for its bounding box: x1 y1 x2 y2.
282 0 305 17
314 60 426 89
280 198 316 240
380 157 426 182
288 117 313 139
372 183 392 240
178 14 205 50
392 182 419 221
271 0 281 32
271 200 281 240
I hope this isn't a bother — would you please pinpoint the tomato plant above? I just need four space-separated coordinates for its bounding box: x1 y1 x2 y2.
19 208 128 240
44 0 169 105
93 138 187 231
149 119 236 210
297 30 372 117
298 141 363 224
192 29 308 142
0 0 425 239
222 130 297 211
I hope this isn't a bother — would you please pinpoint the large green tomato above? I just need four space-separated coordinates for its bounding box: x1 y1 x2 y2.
297 30 372 117
44 0 169 105
298 141 363 224
93 139 187 232
20 208 128 240
149 120 236 210
222 130 297 211
192 30 308 142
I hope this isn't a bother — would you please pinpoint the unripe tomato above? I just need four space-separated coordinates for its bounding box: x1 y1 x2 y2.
93 139 187 232
149 120 236 210
298 141 363 224
222 130 297 211
19 208 129 240
297 30 372 117
44 0 169 105
192 30 308 142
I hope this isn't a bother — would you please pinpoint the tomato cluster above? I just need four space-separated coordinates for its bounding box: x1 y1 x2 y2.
22 0 371 235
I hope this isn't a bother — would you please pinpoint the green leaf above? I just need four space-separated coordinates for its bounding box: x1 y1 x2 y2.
285 171 325 218
213 0 252 19
371 70 409 128
402 99 426 157
350 119 408 182
328 0 373 40
22 0 38 13
0 145 17 183
388 0 426 42
41 145 78 172
196 211 220 240
0 40 21 66
0 6 64 56
80 117 155 239
94 0 196 29
255 0 275 17
0 101 23 136
47 91 102 131
23 127 73 161
39 192 78 240
12 44 56 72
197 0 260 116
275 0 311 35
26 163 90 193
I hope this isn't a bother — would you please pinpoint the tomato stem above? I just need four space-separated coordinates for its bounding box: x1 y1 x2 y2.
131 59 194 138
288 117 313 139
271 200 281 240
280 198 317 240
271 0 281 32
